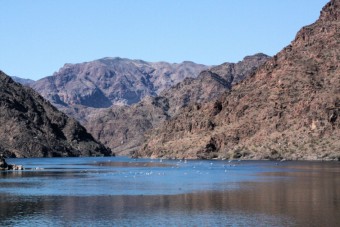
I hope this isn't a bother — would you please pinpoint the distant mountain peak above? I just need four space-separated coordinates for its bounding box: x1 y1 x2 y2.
11 76 35 85
31 58 209 109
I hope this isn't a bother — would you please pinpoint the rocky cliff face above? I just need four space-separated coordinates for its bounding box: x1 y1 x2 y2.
159 53 269 116
137 0 340 160
0 71 111 158
84 54 269 155
31 58 208 109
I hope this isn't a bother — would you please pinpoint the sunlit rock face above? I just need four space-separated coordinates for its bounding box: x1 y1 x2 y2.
138 0 340 160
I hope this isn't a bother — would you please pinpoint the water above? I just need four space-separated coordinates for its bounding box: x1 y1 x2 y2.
0 157 339 226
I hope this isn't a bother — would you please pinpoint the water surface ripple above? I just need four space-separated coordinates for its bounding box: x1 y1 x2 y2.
0 157 339 226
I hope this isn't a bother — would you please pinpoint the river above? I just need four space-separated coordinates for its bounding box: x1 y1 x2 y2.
0 157 339 226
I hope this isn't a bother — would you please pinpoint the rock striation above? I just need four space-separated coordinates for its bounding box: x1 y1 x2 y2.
0 71 111 158
84 54 269 155
137 0 340 160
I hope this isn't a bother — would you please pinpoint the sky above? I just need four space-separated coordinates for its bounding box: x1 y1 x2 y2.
1 0 329 80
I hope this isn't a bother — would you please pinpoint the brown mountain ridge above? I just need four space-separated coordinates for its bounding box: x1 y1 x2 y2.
136 0 340 160
0 71 111 158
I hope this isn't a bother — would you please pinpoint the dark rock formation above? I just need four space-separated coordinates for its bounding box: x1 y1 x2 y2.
84 54 268 155
137 0 340 160
0 71 112 158
0 154 8 170
0 154 23 170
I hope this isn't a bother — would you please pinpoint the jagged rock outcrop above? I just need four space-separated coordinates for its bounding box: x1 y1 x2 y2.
84 54 269 155
31 58 208 110
0 71 111 158
137 0 340 160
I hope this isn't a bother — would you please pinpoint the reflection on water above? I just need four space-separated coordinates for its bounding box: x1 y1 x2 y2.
0 157 339 226
0 194 294 227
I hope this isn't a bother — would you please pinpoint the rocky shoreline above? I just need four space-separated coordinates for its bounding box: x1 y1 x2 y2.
0 155 24 171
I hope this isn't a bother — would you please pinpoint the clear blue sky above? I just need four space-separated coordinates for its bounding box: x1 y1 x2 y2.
1 0 329 80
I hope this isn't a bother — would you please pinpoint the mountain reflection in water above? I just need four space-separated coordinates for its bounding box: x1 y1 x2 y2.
0 157 339 226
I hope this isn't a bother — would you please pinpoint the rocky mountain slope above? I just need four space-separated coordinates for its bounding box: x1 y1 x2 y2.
84 54 269 155
0 71 111 158
31 58 208 110
136 0 340 160
159 53 269 116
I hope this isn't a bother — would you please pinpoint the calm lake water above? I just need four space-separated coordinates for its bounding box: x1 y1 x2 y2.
0 157 339 226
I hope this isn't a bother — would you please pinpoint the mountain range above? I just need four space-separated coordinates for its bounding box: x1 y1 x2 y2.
5 0 339 160
82 54 269 155
23 54 268 156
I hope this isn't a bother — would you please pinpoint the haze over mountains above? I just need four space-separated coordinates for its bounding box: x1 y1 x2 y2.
136 0 340 160
11 76 35 86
